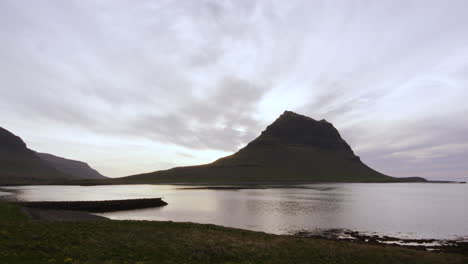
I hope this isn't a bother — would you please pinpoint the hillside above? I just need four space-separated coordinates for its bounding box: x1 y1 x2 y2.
0 127 71 184
37 152 107 180
0 127 106 184
118 111 426 184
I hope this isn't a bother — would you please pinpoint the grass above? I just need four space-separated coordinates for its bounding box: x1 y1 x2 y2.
0 202 28 221
1 202 467 264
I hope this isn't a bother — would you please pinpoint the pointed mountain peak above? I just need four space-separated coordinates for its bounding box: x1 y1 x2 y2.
278 110 316 120
249 111 356 155
274 110 330 125
262 111 337 138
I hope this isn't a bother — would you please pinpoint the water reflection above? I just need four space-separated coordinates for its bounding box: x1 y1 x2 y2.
3 183 468 240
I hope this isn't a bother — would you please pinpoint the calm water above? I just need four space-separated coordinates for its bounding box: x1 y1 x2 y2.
4 183 468 241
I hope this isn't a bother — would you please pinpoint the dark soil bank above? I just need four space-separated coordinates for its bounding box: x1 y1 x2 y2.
16 197 168 212
23 207 108 221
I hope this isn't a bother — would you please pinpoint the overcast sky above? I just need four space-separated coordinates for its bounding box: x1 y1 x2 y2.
1 0 467 180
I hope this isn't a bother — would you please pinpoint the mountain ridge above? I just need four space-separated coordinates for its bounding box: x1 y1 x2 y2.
0 127 71 184
37 152 107 180
0 127 27 150
0 127 107 184
118 111 427 184
250 111 355 153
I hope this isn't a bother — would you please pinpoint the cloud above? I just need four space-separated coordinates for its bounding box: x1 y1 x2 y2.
1 0 468 179
344 110 468 180
130 76 270 151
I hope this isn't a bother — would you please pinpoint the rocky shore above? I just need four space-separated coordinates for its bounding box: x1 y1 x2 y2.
295 229 468 255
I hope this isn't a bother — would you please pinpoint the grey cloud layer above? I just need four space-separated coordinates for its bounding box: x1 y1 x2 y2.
131 76 269 151
1 0 468 179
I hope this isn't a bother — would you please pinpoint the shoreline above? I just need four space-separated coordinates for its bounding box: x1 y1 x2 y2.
2 184 467 256
294 229 468 255
22 207 109 221
1 180 466 187
3 212 466 264
15 201 467 256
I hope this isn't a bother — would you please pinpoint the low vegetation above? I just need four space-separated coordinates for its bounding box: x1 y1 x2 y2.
0 202 28 221
1 202 467 264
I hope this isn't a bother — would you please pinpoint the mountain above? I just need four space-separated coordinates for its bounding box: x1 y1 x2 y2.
37 153 107 180
0 127 70 184
118 111 426 184
0 127 106 184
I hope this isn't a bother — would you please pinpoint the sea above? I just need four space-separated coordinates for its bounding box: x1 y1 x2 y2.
2 183 467 241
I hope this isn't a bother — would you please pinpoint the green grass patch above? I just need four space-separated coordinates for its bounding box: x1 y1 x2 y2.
0 202 28 221
0 202 467 264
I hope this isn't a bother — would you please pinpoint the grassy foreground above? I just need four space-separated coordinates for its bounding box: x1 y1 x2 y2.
0 203 467 264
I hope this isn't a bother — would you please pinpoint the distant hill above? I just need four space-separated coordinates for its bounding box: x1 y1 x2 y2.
0 127 106 184
0 127 70 184
118 111 427 184
37 153 107 180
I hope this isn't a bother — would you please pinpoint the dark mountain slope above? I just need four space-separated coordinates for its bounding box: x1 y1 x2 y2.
0 127 71 184
119 111 426 184
37 153 107 180
0 127 107 184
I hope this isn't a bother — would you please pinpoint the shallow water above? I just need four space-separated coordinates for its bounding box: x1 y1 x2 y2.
4 183 468 241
